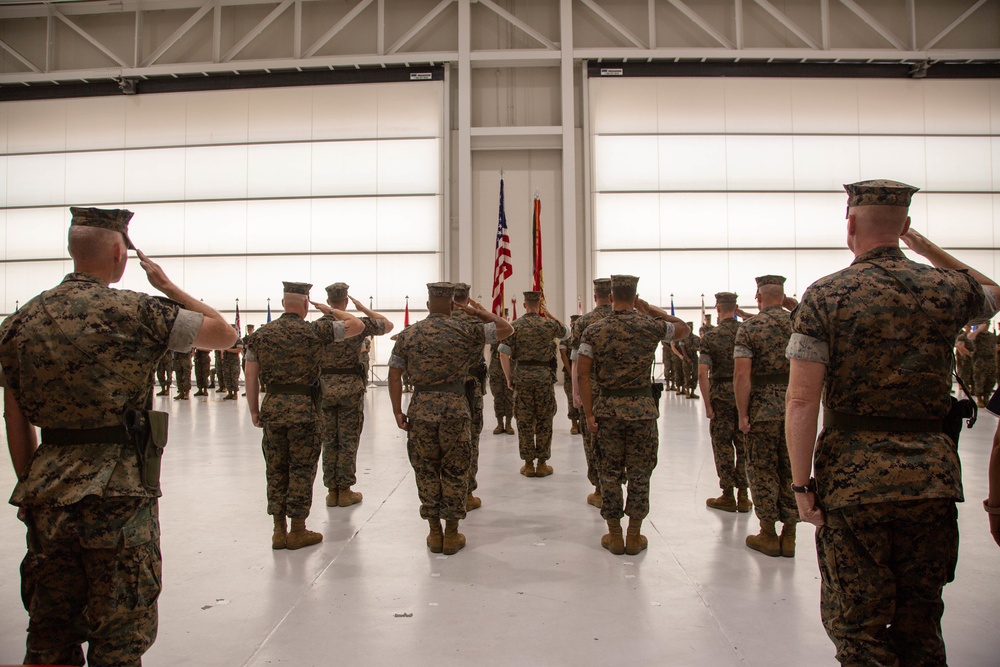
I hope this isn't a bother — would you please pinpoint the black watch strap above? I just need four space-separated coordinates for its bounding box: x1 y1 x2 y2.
791 478 817 494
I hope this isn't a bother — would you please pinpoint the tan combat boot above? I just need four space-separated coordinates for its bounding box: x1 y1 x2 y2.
285 518 323 550
338 487 363 507
156 387 169 396
493 422 505 435
736 488 753 513
505 419 515 435
443 520 466 555
780 522 797 558
587 486 602 508
625 518 648 555
706 488 737 512
570 419 580 435
520 460 536 477
426 519 443 553
534 460 553 477
272 515 287 550
601 519 625 555
325 488 339 507
466 493 482 511
746 520 781 557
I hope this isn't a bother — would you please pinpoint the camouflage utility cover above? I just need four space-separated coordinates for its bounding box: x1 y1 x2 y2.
788 246 997 510
578 310 676 420
734 305 791 422
0 272 202 505
388 312 487 421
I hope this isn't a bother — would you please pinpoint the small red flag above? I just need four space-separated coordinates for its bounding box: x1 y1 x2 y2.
404 296 410 327
511 297 517 321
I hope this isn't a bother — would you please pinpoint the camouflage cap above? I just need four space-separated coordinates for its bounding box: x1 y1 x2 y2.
70 206 135 250
611 274 639 290
452 282 471 300
755 275 785 287
282 281 312 295
843 179 919 217
523 291 542 303
593 278 612 296
570 314 581 323
427 282 455 299
714 291 738 306
325 282 349 300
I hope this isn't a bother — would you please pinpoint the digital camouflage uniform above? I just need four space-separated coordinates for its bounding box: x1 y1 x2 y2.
213 349 225 391
560 332 578 424
579 310 677 521
734 305 798 526
698 316 748 491
155 354 172 393
194 349 211 392
679 331 701 395
450 304 498 495
318 314 388 491
172 350 192 395
388 312 486 521
500 311 569 465
245 313 344 520
221 345 241 393
970 328 997 401
670 349 684 393
789 244 995 666
0 270 203 667
488 345 514 427
571 303 614 488
662 342 675 389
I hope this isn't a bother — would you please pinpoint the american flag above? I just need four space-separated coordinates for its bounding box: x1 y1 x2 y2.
491 177 513 317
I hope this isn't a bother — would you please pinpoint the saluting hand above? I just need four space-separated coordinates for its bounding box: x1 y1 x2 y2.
310 301 333 315
901 228 936 257
137 249 172 294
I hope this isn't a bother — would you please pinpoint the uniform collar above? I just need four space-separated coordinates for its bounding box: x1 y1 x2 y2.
62 272 105 285
851 245 906 265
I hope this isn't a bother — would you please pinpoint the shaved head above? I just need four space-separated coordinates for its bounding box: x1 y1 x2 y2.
282 292 309 316
68 225 127 284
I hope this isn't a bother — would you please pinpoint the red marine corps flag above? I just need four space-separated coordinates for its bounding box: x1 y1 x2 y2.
531 192 544 310
492 175 513 317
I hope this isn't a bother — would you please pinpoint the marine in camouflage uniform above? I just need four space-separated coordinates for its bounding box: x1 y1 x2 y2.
577 275 688 555
697 292 750 513
155 354 172 396
388 283 510 555
968 323 997 405
670 345 685 393
220 327 242 400
560 314 581 435
172 349 192 400
450 283 499 511
499 291 569 477
489 343 514 434
213 349 225 393
0 207 235 667
734 274 799 557
193 349 211 396
244 281 357 551
786 180 1000 666
955 326 974 391
662 341 675 390
318 282 393 509
677 325 700 399
571 278 614 507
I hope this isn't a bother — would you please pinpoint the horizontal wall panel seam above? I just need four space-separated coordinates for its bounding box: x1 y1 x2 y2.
593 247 1000 253
0 251 442 264
0 193 442 212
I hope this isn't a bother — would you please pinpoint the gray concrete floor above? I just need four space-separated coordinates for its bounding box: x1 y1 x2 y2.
0 385 997 666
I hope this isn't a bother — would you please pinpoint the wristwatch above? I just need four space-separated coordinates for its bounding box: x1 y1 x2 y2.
984 500 1000 515
791 478 817 494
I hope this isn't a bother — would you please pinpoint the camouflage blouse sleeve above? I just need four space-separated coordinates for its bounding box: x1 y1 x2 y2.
733 321 753 359
787 286 831 364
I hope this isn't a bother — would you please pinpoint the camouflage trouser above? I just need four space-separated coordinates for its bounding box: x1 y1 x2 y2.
745 420 798 524
956 355 974 391
709 398 748 490
173 356 192 393
214 352 225 391
579 417 600 488
22 496 160 667
562 371 579 420
262 420 321 519
194 353 211 390
662 347 673 387
682 358 697 390
320 395 365 489
671 356 684 390
489 362 513 423
596 418 658 520
513 377 557 462
155 357 171 389
467 381 483 493
817 499 957 667
973 358 996 398
222 355 240 391
406 417 472 521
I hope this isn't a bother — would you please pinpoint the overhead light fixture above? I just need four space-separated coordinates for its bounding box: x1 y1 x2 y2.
116 76 137 94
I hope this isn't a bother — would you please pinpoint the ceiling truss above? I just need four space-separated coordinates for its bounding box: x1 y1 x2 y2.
0 0 996 86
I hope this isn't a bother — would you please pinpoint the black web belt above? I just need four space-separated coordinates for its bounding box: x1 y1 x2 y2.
266 383 314 396
414 381 465 395
321 367 358 376
599 386 653 398
712 375 733 383
42 425 133 446
516 360 550 367
823 408 944 433
751 373 789 388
